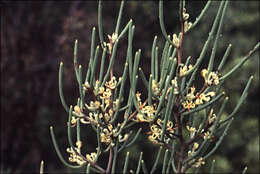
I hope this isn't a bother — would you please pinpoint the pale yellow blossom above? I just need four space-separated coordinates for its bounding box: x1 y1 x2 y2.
193 142 199 151
67 147 86 166
195 91 215 105
99 86 105 95
71 116 77 125
74 105 82 115
182 8 189 21
105 76 117 89
186 86 196 101
203 131 211 140
148 124 162 144
182 100 196 111
179 64 193 76
108 33 118 43
186 125 197 138
173 33 182 48
200 69 219 86
208 71 219 85
184 21 192 33
100 128 112 145
86 152 97 163
152 80 160 95
166 121 175 134
193 157 205 168
76 141 82 149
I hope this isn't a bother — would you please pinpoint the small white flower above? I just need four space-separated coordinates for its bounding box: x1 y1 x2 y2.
184 21 192 33
173 33 181 48
182 8 189 21
108 33 118 43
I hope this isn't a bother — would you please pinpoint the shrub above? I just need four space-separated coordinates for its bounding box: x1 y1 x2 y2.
48 1 259 173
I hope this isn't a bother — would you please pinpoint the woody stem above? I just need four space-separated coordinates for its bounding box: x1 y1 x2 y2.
177 22 185 65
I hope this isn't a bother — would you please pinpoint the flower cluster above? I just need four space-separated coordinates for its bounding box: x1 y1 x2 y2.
66 141 85 166
147 119 175 144
179 63 193 77
85 77 119 121
99 123 128 147
100 124 115 145
134 92 157 122
69 77 129 150
201 69 220 86
104 33 118 53
193 157 205 168
182 86 216 111
67 140 99 165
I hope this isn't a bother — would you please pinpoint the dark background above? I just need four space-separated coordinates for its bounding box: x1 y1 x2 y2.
1 1 259 173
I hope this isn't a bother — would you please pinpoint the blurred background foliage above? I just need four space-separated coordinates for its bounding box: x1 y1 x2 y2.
1 1 259 173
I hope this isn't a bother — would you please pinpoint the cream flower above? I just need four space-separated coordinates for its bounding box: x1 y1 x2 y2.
182 100 196 111
86 152 97 163
71 116 77 126
74 105 82 115
195 91 216 105
100 128 112 145
152 80 160 95
184 21 192 33
208 109 217 124
99 86 105 95
105 76 117 89
108 33 118 43
193 142 199 151
179 64 193 76
208 72 219 85
67 147 86 166
148 124 162 144
173 33 182 48
193 157 205 168
186 86 196 101
200 69 219 86
203 131 211 140
186 125 197 138
182 8 189 21
167 123 175 134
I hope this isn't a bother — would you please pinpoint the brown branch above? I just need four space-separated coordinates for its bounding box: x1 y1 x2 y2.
195 82 207 98
175 16 187 173
173 96 186 174
177 22 185 65
106 147 113 174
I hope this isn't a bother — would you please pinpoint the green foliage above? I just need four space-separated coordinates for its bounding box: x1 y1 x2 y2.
48 0 259 173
